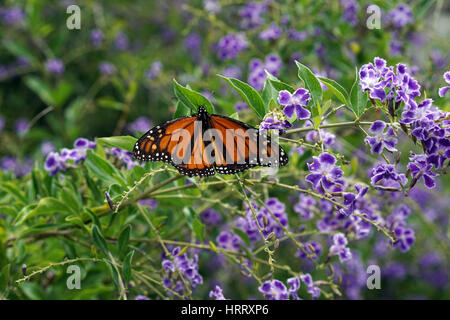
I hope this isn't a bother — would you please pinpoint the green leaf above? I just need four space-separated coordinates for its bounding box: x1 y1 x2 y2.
0 182 27 203
317 77 350 106
105 260 119 288
173 79 214 114
218 75 266 119
2 40 36 63
118 225 131 258
52 81 73 106
265 71 295 93
91 225 109 254
84 149 127 187
349 68 369 118
173 101 190 118
97 97 125 111
97 136 137 152
24 76 55 106
122 250 134 283
14 198 71 225
193 218 205 243
295 61 323 118
233 227 251 248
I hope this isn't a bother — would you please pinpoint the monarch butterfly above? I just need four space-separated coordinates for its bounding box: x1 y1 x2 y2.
133 106 288 177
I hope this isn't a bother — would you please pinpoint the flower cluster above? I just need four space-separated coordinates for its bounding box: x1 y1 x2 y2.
359 58 420 103
235 198 289 243
239 2 267 29
109 148 142 170
216 33 248 60
300 273 321 299
369 163 407 190
259 112 291 134
329 233 352 263
259 23 282 41
248 54 282 90
388 4 414 28
209 285 226 300
258 277 301 300
162 247 203 296
44 138 96 175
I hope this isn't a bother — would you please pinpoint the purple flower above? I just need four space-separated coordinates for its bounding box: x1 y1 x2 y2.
359 57 392 101
294 194 316 220
90 29 103 47
45 59 64 75
1 156 16 172
306 153 345 192
110 147 142 170
216 33 247 60
0 116 5 133
204 0 221 14
393 226 415 252
138 199 158 211
14 118 29 136
184 33 202 52
0 7 24 25
259 23 282 41
209 285 226 300
114 32 129 51
259 113 292 134
339 184 369 216
364 121 398 154
162 247 203 295
427 138 450 169
340 0 359 25
287 277 301 300
407 154 438 189
216 231 242 252
74 138 96 149
40 141 55 156
278 89 311 120
300 274 321 299
388 4 414 28
128 117 151 133
288 29 308 42
236 198 288 243
264 54 282 76
221 66 242 79
44 152 61 175
135 295 148 300
438 71 450 97
296 241 322 261
234 101 249 112
145 61 162 80
162 260 175 273
369 163 407 189
239 2 267 29
200 208 222 226
258 280 289 300
99 62 116 76
329 233 352 262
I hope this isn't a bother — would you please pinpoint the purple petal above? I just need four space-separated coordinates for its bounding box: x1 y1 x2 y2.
306 173 322 187
278 90 292 105
318 153 336 166
369 120 386 134
282 105 295 118
295 106 311 120
438 86 450 98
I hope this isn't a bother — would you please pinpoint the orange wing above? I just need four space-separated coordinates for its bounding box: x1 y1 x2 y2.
133 116 215 177
210 115 288 175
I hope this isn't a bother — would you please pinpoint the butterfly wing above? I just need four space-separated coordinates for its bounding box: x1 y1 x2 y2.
209 115 289 175
133 116 215 177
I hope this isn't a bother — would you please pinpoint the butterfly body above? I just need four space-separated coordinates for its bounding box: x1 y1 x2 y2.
133 107 288 177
